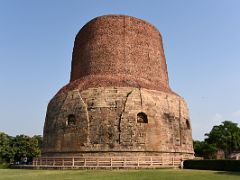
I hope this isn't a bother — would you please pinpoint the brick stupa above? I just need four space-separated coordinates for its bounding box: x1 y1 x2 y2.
40 15 194 168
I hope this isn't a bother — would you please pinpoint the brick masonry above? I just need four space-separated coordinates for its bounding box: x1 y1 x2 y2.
42 15 194 163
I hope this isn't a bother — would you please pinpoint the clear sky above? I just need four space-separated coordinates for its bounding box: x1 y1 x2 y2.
1 0 240 140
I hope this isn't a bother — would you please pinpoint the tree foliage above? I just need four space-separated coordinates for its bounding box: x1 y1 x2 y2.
0 132 42 163
193 140 218 159
0 132 13 163
205 121 240 156
194 120 240 159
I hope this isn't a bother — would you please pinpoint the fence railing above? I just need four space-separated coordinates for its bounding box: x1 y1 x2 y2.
33 156 183 168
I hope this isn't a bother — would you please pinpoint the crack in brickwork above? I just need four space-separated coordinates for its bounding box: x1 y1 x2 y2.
139 88 143 107
78 91 90 144
118 90 133 144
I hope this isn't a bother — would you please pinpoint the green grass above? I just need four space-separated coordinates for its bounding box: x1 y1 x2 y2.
0 169 239 180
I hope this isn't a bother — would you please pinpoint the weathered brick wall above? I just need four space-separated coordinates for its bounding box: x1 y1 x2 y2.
70 15 169 92
43 87 193 156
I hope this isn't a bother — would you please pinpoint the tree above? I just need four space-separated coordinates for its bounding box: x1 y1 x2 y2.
201 143 218 159
193 140 205 157
11 135 41 162
204 121 240 157
193 140 218 159
0 132 42 163
193 121 240 159
33 135 43 150
0 132 14 163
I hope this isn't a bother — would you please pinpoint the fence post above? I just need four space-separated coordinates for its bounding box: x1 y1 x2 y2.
110 158 112 168
137 158 139 167
62 159 64 167
72 157 75 167
84 158 86 167
150 157 153 166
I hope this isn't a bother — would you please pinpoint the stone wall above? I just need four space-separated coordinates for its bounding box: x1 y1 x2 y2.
43 87 193 156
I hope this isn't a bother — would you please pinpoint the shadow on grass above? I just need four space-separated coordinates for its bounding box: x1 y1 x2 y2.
214 171 240 176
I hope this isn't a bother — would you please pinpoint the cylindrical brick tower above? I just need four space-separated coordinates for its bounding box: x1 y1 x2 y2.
40 15 194 168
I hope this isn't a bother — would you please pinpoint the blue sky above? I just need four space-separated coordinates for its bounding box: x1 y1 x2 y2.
0 0 240 140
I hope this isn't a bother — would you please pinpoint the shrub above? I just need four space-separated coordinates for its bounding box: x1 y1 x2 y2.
0 163 9 169
184 160 240 171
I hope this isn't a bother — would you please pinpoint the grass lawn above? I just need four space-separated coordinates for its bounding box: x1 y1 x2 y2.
0 169 239 180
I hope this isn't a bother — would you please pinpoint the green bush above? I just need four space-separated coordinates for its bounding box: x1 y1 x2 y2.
184 160 240 171
0 163 9 169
